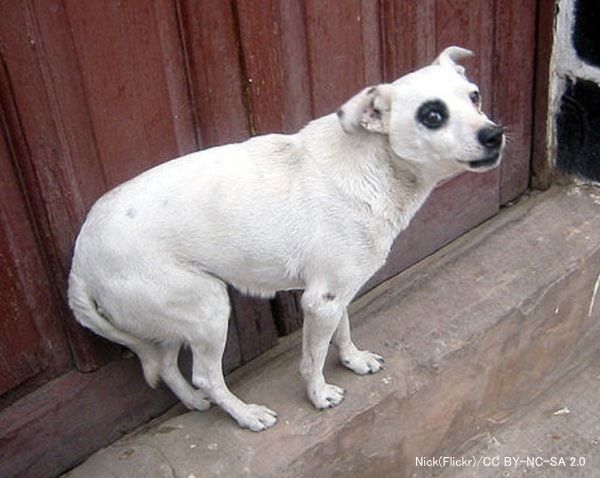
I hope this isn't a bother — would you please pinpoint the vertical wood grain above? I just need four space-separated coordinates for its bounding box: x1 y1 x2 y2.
236 0 286 134
0 0 115 371
276 0 313 131
360 0 383 85
178 0 249 146
304 0 368 117
381 0 436 81
236 0 312 134
532 0 556 190
493 0 537 204
0 80 71 399
63 0 194 185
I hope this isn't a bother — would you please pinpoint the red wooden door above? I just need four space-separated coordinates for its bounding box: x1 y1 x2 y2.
0 124 71 404
0 1 540 476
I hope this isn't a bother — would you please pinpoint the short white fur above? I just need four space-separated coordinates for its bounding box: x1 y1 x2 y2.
68 46 504 432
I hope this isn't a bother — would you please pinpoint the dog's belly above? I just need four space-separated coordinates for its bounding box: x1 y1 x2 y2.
186 249 305 298
225 272 304 298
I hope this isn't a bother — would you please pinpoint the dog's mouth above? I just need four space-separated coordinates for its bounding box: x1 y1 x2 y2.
458 152 501 171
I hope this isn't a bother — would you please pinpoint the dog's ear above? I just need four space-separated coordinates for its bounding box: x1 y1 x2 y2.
433 46 474 76
336 84 393 134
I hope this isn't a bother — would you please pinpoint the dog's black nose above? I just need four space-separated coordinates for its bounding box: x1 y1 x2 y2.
477 125 504 149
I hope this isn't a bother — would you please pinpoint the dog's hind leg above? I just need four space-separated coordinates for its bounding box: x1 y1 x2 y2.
187 277 277 432
69 275 164 387
157 342 210 411
332 310 384 375
69 273 210 409
97 336 210 411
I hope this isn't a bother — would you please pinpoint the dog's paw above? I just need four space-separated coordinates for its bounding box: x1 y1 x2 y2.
309 383 346 409
340 349 384 375
234 404 278 432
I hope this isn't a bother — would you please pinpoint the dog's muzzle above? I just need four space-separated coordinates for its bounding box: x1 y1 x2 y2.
460 125 504 170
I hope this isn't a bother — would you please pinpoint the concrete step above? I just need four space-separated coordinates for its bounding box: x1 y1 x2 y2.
63 184 600 478
440 352 600 478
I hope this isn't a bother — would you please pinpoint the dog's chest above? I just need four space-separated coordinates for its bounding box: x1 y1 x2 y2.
318 195 401 274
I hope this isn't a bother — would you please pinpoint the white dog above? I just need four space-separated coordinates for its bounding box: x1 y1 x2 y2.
68 47 504 432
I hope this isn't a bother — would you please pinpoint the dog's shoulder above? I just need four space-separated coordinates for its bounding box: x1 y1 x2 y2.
244 133 305 168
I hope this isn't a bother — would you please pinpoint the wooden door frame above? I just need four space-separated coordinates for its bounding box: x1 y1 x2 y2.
532 0 559 190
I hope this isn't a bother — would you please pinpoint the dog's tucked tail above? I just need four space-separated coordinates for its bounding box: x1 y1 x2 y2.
67 272 161 387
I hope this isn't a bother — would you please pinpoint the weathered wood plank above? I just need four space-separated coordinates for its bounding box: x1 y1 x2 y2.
381 0 436 81
0 114 71 399
272 291 303 336
275 0 314 131
178 0 249 146
236 0 312 134
304 0 367 117
230 290 278 364
236 0 287 134
0 358 176 478
0 0 112 372
532 0 556 190
360 0 383 84
63 0 193 185
494 0 537 203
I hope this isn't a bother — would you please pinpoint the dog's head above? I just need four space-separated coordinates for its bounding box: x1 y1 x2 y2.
337 46 504 172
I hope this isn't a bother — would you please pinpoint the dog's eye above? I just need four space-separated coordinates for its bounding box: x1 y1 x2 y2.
425 111 442 125
416 100 448 130
469 91 481 106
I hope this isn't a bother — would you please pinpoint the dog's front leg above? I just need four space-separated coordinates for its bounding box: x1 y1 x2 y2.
333 310 384 375
300 288 346 409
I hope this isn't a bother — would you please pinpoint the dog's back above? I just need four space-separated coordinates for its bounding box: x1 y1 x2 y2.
69 135 306 326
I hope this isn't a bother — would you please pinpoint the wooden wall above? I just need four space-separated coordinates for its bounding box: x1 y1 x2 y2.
0 2 539 476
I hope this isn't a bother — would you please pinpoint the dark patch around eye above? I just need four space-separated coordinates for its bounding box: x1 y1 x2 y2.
416 100 449 129
370 99 382 119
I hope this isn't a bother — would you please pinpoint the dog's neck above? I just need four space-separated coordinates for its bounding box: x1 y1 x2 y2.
300 114 457 234
368 142 448 233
